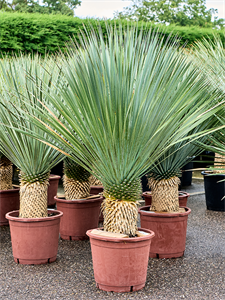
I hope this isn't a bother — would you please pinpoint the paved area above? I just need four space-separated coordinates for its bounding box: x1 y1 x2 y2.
1 179 225 299
180 178 205 195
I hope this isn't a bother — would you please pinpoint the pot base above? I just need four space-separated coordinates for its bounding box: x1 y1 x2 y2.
150 250 184 259
207 206 225 212
96 282 145 293
14 256 57 265
60 234 88 241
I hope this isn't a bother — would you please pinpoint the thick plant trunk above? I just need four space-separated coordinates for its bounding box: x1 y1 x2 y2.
102 198 138 237
63 175 90 200
148 177 180 212
19 180 48 218
0 156 13 190
102 178 141 236
214 153 225 174
89 175 102 186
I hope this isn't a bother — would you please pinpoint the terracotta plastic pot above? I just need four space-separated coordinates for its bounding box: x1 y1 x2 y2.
178 192 190 207
0 188 20 226
55 195 103 240
90 186 104 223
90 185 103 195
202 171 225 211
48 174 61 207
86 227 155 293
139 206 191 259
6 209 63 265
142 191 189 207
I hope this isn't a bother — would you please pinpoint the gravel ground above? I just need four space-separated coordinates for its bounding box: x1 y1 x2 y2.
1 180 225 300
180 178 205 195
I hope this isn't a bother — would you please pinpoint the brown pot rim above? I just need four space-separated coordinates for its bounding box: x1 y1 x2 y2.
178 191 190 198
54 195 104 204
138 206 191 217
0 187 20 194
86 227 155 243
5 209 63 223
142 191 151 196
49 174 61 180
142 191 190 198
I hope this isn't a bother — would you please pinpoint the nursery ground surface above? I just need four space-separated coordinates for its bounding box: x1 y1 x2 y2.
0 179 225 300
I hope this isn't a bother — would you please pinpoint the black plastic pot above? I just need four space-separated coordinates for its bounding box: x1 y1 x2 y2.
193 151 215 169
141 175 149 193
201 171 225 211
50 161 63 184
179 161 193 187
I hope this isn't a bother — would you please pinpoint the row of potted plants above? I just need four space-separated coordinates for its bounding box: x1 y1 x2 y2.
0 25 225 293
195 37 225 212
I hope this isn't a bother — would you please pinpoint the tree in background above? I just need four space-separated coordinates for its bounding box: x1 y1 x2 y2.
0 0 12 11
115 0 224 28
0 0 81 16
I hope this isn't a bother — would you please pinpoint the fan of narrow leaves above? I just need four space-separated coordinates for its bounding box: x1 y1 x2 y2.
147 119 221 212
0 55 64 218
14 25 224 233
192 36 225 173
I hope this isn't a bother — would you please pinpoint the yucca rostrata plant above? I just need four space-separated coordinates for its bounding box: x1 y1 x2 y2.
16 25 224 235
147 132 217 212
0 55 64 218
89 175 102 186
190 37 225 212
193 36 225 173
0 152 13 191
63 157 91 199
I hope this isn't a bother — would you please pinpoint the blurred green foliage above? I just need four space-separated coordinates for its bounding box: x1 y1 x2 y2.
115 0 225 29
0 12 225 57
0 0 81 16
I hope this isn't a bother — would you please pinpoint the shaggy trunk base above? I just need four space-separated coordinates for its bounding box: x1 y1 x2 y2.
63 175 90 200
89 175 102 186
214 153 225 173
0 157 13 190
102 198 138 237
19 180 48 218
148 177 180 212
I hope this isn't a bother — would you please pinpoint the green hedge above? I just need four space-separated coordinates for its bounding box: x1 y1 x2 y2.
0 12 225 57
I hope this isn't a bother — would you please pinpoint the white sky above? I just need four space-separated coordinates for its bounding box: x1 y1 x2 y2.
75 0 225 20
